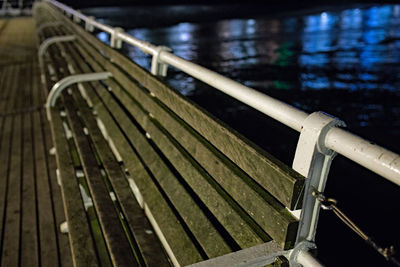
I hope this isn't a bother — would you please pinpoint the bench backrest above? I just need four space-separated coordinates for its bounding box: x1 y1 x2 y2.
37 3 305 266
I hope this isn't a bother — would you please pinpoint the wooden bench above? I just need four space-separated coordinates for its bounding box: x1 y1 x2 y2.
35 2 305 266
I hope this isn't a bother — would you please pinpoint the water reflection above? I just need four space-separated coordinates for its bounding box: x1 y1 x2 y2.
92 4 400 152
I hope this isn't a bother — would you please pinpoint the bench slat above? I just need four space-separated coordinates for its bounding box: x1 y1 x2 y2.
63 93 139 267
50 108 99 267
78 81 204 266
42 110 74 267
48 32 205 265
65 32 298 248
69 85 171 267
96 87 236 257
55 13 304 209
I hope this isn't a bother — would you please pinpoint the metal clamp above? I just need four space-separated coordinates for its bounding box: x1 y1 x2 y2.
110 27 124 49
85 16 95 32
36 21 63 35
151 46 172 77
45 72 112 121
73 10 81 23
293 112 345 243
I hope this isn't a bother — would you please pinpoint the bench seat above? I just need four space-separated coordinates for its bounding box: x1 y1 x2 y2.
35 2 305 266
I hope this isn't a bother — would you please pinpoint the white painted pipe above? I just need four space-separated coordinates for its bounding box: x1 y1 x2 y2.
44 0 400 187
326 128 400 186
159 52 309 132
297 251 324 267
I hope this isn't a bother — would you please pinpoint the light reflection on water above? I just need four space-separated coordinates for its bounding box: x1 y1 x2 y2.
95 5 400 266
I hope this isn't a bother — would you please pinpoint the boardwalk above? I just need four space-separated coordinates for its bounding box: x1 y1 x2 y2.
0 17 72 267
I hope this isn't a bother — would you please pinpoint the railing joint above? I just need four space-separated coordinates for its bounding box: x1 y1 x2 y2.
151 46 172 77
110 27 124 49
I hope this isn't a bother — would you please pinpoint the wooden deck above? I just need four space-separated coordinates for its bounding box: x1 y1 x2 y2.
0 17 72 267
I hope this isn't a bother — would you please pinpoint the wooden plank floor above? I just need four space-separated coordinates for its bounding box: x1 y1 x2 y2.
0 17 72 267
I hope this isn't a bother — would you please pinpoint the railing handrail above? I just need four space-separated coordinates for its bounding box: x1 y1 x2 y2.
45 0 400 186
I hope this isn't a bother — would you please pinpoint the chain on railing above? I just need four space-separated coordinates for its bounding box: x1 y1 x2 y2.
313 190 400 266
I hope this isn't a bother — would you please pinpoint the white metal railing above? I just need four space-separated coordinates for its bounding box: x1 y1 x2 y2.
0 0 32 15
38 1 400 266
44 0 400 186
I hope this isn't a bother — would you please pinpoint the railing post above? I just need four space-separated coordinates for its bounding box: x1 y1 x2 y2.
292 112 345 244
73 10 81 23
110 27 124 49
151 46 172 77
85 16 95 32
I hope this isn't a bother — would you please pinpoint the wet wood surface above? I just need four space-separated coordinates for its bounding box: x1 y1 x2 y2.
0 17 72 267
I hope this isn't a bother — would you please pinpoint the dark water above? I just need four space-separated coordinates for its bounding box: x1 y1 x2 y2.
86 4 400 266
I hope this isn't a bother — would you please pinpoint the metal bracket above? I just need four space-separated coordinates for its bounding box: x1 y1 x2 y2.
151 46 172 77
36 21 63 35
289 241 323 267
293 112 346 244
188 241 288 267
45 72 112 121
110 27 124 49
85 16 95 32
73 10 81 23
38 35 76 70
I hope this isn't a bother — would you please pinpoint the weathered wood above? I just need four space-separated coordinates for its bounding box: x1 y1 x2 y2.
42 30 137 266
68 85 170 266
33 110 60 267
0 116 13 251
35 6 305 265
63 93 139 267
20 112 39 267
58 31 264 250
52 9 304 209
50 108 99 267
60 28 298 248
105 85 265 248
76 78 203 265
1 114 22 267
95 85 236 257
41 110 73 267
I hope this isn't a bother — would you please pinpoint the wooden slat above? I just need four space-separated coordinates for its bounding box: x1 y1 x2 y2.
50 108 99 267
63 32 298 248
68 86 170 266
51 8 304 209
63 94 138 267
33 110 60 267
0 116 13 261
102 85 265 246
110 78 298 248
41 109 73 267
20 112 39 267
1 114 22 267
77 80 203 266
40 29 139 266
95 85 237 256
54 33 237 255
40 26 211 264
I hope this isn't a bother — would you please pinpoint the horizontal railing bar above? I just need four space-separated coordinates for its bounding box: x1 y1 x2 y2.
159 52 309 131
326 128 400 185
43 0 400 186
